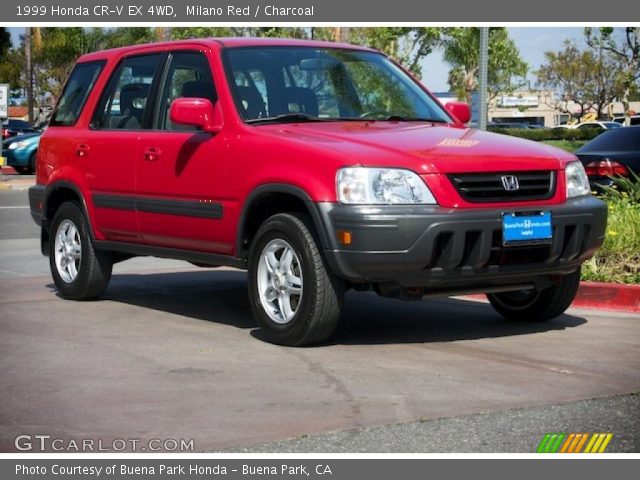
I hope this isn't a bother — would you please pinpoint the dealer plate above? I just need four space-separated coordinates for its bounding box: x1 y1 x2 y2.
502 211 552 246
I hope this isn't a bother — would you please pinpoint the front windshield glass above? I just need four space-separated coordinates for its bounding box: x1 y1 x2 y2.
223 46 452 124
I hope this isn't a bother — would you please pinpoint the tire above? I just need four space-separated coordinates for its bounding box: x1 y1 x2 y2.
247 213 345 346
28 151 37 174
487 269 581 322
49 202 113 300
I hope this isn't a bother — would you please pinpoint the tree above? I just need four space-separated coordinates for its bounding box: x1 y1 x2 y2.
585 27 640 125
536 40 624 119
0 27 11 58
441 28 528 103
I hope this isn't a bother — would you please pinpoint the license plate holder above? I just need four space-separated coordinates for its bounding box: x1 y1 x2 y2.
502 211 552 246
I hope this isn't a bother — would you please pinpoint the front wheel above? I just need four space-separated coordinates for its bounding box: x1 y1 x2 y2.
487 269 581 322
49 202 113 300
247 213 344 346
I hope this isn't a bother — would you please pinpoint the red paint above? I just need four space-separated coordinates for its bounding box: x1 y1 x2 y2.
465 282 640 313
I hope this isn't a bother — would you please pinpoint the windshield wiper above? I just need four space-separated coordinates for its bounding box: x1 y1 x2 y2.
246 113 335 125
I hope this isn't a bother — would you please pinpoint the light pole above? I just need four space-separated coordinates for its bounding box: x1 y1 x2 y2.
478 27 489 130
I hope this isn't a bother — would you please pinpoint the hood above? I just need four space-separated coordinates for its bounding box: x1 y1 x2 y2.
255 122 575 174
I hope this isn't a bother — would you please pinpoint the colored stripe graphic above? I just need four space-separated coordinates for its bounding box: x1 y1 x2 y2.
537 433 613 453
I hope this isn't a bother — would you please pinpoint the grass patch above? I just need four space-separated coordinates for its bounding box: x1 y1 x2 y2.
581 195 640 284
541 139 587 152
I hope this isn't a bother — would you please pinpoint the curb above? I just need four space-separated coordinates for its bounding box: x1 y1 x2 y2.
1 166 19 175
572 281 640 313
465 281 640 313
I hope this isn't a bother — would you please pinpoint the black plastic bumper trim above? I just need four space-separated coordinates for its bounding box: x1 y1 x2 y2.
92 193 223 219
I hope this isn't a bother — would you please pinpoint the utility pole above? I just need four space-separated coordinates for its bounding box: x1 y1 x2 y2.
332 27 350 43
478 27 489 130
25 27 34 124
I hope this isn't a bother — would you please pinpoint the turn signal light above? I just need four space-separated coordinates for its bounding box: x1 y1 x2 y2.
584 160 628 178
336 230 352 245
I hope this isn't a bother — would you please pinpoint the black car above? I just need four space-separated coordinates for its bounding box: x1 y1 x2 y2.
1 119 39 140
576 126 640 189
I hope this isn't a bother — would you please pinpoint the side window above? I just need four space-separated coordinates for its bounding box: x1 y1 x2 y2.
155 51 217 131
50 61 105 127
92 54 162 130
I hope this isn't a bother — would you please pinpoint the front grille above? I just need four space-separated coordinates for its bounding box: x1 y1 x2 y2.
449 171 555 202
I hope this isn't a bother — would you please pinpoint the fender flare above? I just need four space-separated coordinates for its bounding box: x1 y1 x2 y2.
235 183 332 256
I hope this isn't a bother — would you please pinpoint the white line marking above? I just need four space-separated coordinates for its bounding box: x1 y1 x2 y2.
0 206 29 209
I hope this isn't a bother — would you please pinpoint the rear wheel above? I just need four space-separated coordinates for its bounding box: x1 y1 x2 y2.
49 202 113 300
27 151 37 174
247 213 344 346
487 269 581 322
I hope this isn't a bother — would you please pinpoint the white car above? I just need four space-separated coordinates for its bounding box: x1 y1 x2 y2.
574 121 623 131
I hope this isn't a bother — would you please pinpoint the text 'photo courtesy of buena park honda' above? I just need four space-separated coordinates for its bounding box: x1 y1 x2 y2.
26 35 608 347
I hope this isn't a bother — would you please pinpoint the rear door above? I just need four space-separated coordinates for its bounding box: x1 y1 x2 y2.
135 50 230 253
82 53 163 242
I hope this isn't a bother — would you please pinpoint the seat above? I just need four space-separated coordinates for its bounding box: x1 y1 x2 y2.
281 87 318 116
112 83 150 129
236 86 267 119
180 80 217 104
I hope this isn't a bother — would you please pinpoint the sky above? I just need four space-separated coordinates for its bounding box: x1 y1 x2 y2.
7 26 587 92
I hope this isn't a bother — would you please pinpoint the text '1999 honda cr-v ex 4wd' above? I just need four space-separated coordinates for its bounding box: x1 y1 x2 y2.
29 38 607 346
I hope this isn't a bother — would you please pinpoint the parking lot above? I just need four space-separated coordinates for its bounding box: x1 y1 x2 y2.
1 184 639 452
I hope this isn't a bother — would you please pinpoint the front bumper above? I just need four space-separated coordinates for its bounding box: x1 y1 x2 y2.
317 196 607 291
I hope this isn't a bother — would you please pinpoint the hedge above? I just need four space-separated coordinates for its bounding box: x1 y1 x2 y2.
489 127 603 142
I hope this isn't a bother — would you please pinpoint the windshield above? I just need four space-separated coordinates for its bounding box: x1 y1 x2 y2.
223 46 452 124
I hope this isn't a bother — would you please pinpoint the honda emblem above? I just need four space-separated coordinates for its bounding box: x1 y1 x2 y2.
501 175 520 191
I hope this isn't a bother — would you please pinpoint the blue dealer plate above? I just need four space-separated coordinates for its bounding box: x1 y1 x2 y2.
502 211 553 246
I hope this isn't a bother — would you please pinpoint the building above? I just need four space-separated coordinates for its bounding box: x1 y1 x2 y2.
436 89 640 127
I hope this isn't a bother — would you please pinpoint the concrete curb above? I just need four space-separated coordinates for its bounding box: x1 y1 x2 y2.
572 281 640 313
465 281 640 313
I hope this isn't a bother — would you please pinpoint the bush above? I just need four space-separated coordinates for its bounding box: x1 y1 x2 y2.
581 194 640 284
599 170 640 203
489 127 602 142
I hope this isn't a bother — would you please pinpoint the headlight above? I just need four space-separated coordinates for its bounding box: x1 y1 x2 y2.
337 167 437 204
565 161 590 198
8 141 28 151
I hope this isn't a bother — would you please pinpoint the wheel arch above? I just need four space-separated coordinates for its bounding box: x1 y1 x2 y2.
236 184 331 259
42 181 95 256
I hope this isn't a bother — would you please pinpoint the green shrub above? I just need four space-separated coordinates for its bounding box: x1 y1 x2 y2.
489 127 602 142
599 170 640 203
581 195 640 284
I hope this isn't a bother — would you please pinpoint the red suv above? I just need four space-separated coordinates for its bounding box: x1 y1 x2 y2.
29 38 607 346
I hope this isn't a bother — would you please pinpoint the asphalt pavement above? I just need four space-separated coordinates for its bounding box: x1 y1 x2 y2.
1 184 639 453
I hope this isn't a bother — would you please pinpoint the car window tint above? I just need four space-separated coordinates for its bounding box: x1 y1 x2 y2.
50 61 105 127
92 54 162 130
579 127 640 151
155 51 217 131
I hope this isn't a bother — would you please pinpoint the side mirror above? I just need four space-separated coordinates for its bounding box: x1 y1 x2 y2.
170 97 223 133
445 102 471 124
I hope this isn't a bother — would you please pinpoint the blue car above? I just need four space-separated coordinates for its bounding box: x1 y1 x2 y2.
2 132 41 174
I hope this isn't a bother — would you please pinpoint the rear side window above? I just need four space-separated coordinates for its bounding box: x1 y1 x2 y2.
50 61 105 127
92 54 162 130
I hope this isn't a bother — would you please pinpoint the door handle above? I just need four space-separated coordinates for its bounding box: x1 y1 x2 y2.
75 144 90 157
143 147 161 161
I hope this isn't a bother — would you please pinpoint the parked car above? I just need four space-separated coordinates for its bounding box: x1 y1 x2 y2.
612 115 640 126
2 119 39 140
574 121 623 132
29 38 607 346
2 131 42 173
487 122 531 131
576 126 640 189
